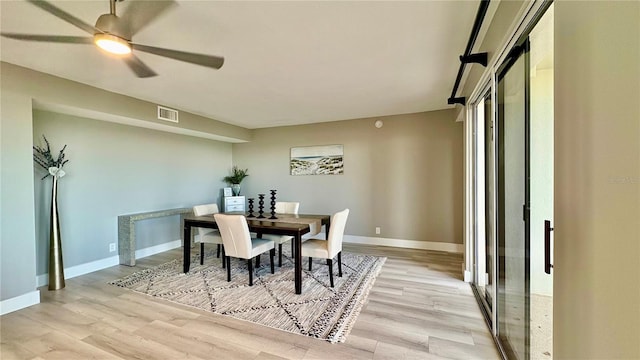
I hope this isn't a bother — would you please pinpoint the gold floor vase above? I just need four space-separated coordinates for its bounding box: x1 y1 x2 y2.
49 175 65 290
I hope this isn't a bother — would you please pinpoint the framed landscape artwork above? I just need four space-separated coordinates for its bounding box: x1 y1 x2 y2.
290 145 344 175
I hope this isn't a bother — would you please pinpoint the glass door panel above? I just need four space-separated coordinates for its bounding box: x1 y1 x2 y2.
497 42 530 360
473 89 494 317
528 6 554 359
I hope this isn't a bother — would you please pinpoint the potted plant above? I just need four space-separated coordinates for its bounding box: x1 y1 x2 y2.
223 166 249 196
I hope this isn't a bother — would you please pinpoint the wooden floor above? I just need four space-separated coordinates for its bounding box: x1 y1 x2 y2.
0 244 500 360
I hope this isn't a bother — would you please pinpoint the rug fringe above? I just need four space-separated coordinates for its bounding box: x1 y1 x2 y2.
328 256 387 343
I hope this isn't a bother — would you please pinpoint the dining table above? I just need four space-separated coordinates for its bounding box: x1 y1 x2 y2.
182 213 331 294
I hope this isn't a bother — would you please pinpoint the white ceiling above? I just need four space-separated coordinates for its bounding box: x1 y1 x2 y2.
0 0 479 129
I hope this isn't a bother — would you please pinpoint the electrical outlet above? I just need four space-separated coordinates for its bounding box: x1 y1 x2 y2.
375 227 381 235
109 243 116 252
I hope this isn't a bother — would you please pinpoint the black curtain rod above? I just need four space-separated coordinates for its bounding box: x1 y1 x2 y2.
448 0 490 106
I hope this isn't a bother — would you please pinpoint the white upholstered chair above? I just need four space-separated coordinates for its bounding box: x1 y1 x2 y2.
214 214 276 286
193 203 224 267
262 201 300 266
302 208 349 287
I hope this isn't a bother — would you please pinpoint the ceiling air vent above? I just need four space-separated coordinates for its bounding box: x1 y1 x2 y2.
157 106 179 123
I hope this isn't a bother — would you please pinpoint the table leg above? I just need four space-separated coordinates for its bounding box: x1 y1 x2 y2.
295 232 302 294
183 222 191 273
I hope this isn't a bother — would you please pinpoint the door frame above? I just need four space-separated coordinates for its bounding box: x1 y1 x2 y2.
469 84 497 329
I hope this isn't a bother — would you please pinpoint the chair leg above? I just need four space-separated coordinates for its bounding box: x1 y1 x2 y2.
328 258 334 287
200 243 204 265
270 248 275 274
248 258 254 286
221 245 226 268
308 257 312 271
278 243 283 267
226 256 231 282
338 251 342 277
216 244 220 258
255 254 261 268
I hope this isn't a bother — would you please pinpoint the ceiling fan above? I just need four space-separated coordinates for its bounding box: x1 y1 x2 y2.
1 0 224 78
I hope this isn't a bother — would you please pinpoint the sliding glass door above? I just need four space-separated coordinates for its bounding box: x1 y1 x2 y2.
470 5 554 359
497 40 530 360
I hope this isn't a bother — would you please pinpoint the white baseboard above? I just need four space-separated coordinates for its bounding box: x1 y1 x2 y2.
37 255 120 287
0 290 40 315
464 270 473 282
343 235 463 253
134 239 182 259
36 239 182 287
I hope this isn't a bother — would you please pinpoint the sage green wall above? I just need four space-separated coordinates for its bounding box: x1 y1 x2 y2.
1 62 251 142
0 62 238 303
233 110 463 244
33 110 231 274
1 90 37 301
554 1 640 357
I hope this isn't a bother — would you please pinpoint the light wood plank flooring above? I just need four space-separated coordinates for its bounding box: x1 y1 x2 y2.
1 244 500 359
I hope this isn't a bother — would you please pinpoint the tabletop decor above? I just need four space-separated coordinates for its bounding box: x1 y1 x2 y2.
223 166 249 196
33 135 69 291
269 189 278 219
257 194 266 218
110 248 386 343
247 198 255 217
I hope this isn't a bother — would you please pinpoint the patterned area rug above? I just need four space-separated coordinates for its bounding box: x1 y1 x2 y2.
110 249 386 343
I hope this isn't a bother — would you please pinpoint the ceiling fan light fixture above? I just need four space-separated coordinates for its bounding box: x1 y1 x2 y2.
11 0 224 77
94 33 131 55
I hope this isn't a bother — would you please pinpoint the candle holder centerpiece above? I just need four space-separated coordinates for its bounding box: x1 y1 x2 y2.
247 198 255 217
269 190 278 219
257 194 266 218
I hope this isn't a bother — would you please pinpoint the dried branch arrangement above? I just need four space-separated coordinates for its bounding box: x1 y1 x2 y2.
33 135 69 179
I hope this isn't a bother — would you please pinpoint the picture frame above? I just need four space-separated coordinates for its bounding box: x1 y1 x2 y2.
290 144 344 175
223 187 233 197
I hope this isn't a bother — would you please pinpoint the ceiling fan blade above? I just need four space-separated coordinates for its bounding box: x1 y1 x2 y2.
26 0 100 35
122 55 158 78
131 43 224 70
1 33 93 44
120 0 177 37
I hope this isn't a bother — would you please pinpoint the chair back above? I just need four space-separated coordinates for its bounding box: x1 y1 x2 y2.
194 203 219 216
327 209 350 258
275 201 300 214
213 214 252 258
193 203 220 237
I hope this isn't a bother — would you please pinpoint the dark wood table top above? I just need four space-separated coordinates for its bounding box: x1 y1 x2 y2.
183 213 330 235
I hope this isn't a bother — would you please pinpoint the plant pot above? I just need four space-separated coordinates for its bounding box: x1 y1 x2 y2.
231 184 241 196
